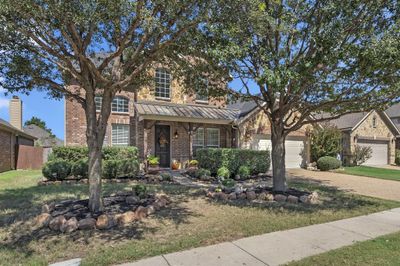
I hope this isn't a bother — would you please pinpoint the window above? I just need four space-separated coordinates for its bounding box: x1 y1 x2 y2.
206 128 220 147
193 127 205 147
372 116 377 128
95 96 102 112
155 68 171 99
112 96 129 113
195 78 209 102
94 96 129 113
111 124 129 146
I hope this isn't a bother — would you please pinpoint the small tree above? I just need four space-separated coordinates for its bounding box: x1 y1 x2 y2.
0 0 221 212
208 0 400 192
352 145 372 166
310 125 342 162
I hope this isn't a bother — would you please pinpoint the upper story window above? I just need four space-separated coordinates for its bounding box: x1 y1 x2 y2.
94 96 129 113
155 68 171 99
195 78 209 103
372 116 377 128
112 96 129 113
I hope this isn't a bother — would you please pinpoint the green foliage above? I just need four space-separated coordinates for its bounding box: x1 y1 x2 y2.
42 159 72 181
238 165 251 179
311 126 342 162
103 159 139 179
352 145 373 166
193 168 211 179
24 116 55 137
147 155 159 165
133 184 148 198
71 158 88 179
395 150 400 166
221 178 235 188
217 166 230 178
317 156 342 171
160 172 173 182
49 147 88 163
102 160 120 179
196 148 270 176
189 160 198 166
103 147 139 161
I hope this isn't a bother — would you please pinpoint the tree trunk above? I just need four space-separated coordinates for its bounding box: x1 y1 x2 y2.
87 138 103 212
271 130 287 192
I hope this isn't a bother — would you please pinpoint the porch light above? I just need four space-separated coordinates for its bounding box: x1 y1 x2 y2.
174 130 179 139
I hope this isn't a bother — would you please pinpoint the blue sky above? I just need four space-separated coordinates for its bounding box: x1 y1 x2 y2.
0 79 252 140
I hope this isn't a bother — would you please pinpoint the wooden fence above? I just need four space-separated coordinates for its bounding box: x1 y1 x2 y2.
15 145 44 170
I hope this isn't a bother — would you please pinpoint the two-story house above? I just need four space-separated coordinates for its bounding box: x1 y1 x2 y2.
65 68 311 169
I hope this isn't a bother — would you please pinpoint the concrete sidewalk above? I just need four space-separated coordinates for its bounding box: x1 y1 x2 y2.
119 208 400 266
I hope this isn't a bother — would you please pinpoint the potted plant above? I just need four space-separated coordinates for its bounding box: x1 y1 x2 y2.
171 159 181 170
188 160 199 170
147 155 160 174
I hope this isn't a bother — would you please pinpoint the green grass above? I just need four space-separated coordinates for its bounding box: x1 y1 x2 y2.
288 232 400 266
341 166 400 181
0 170 399 265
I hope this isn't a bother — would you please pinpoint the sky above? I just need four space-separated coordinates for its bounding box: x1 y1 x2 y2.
0 79 253 141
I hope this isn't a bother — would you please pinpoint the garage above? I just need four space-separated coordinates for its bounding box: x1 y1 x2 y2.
357 140 388 165
251 135 305 168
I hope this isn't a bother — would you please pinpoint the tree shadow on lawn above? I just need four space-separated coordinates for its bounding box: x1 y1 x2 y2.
0 183 201 260
207 178 393 214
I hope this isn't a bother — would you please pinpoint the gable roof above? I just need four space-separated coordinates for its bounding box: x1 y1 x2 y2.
227 99 258 118
0 118 36 140
23 124 63 147
385 103 400 118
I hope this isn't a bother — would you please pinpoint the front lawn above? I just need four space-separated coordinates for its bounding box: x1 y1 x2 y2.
288 232 400 266
0 170 399 265
341 166 400 181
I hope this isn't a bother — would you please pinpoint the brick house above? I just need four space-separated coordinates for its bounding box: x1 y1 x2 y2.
65 68 311 169
0 97 36 172
326 110 399 165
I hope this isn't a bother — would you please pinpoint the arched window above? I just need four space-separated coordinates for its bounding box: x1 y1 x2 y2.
155 68 171 99
112 96 129 113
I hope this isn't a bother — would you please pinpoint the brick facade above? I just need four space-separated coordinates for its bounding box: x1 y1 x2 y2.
0 129 14 172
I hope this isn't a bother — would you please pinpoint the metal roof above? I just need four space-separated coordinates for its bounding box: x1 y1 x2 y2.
134 101 239 123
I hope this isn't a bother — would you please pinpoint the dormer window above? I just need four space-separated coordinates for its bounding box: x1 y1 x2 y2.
195 78 209 103
372 116 377 128
94 96 129 113
155 68 171 99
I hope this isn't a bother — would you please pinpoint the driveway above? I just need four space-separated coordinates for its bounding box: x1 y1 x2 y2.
288 169 400 202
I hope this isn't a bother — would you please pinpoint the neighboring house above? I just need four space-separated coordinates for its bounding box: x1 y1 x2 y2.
23 124 63 147
0 97 36 172
65 68 311 169
326 110 399 166
385 103 400 149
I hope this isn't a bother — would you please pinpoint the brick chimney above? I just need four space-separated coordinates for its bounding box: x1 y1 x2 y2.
9 96 23 130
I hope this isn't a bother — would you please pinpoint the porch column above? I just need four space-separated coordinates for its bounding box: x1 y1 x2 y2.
188 123 193 160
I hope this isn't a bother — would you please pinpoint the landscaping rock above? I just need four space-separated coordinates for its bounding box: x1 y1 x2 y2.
61 217 78 233
146 205 155 216
35 213 52 228
116 211 137 226
257 192 267 200
215 192 228 201
246 191 257 200
96 214 114 230
228 192 237 200
309 191 319 204
78 218 96 230
42 204 51 213
206 191 214 198
49 215 66 231
287 195 299 204
126 196 140 205
265 193 274 201
234 174 241 180
299 195 310 203
135 206 148 220
238 193 247 200
274 194 287 202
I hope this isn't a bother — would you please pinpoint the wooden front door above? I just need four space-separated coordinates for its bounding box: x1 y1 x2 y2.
155 125 171 167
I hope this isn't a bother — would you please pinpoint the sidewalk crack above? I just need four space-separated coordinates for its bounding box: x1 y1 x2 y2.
230 242 269 266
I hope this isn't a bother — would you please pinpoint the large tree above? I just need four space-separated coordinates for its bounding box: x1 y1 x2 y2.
208 0 400 191
0 0 221 212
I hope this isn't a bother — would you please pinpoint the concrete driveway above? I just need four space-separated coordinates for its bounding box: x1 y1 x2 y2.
288 168 400 202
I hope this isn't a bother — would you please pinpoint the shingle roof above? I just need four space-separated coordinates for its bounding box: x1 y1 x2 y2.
134 101 239 123
386 103 400 118
323 112 370 130
23 124 63 147
0 118 36 140
227 99 258 118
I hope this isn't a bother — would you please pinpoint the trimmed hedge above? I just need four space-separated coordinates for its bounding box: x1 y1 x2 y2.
317 156 342 171
42 159 72 181
196 148 270 177
71 158 88 179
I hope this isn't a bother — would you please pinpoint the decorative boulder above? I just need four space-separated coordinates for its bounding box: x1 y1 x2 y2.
309 192 319 204
237 193 247 200
146 205 156 216
214 192 228 201
35 213 52 228
135 206 148 220
78 218 96 230
274 194 287 202
116 211 137 226
96 214 115 230
126 196 140 205
61 217 78 233
257 192 267 200
228 192 237 200
49 215 66 231
246 191 257 200
265 193 274 202
287 195 299 204
299 195 310 203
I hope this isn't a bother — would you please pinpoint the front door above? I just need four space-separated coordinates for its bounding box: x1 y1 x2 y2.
155 125 171 167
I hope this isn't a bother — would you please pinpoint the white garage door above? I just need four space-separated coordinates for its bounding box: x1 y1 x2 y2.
358 140 388 165
252 136 305 168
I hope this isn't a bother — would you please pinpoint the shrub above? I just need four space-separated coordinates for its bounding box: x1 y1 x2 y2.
317 156 342 171
147 155 159 165
222 178 235 188
217 166 230 178
238 165 250 179
196 148 270 176
396 150 400 166
71 158 88 179
160 172 173 181
189 160 198 166
133 184 148 198
103 160 120 179
352 145 372 166
42 159 72 181
103 146 139 161
118 159 140 178
49 147 88 163
194 168 211 179
310 126 342 162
